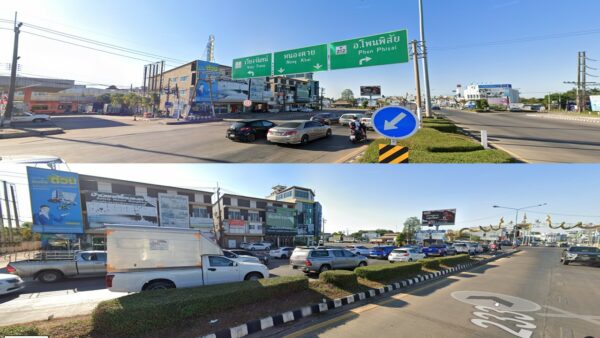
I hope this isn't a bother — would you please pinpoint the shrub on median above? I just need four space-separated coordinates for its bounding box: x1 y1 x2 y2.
354 262 422 282
419 258 441 270
92 276 308 337
438 254 471 267
0 325 40 336
319 270 358 290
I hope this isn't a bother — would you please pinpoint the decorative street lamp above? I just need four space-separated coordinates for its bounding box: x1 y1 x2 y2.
493 203 547 245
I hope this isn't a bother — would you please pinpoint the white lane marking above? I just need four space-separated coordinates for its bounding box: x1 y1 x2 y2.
452 291 542 312
536 305 600 326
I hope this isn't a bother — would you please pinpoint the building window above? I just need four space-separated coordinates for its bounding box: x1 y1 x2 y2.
248 212 260 222
228 209 242 220
147 188 167 198
276 191 292 200
248 223 262 231
179 89 187 96
223 197 231 205
294 190 310 199
203 194 212 204
79 179 98 191
112 183 135 195
180 76 188 82
191 207 208 218
177 192 195 202
238 199 250 208
256 201 267 209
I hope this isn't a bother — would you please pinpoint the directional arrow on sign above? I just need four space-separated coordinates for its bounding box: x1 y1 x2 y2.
278 68 285 74
314 63 323 70
467 295 514 308
359 56 372 66
248 71 255 76
384 112 407 130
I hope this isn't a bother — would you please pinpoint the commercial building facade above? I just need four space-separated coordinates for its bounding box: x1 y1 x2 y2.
268 185 322 245
214 193 296 248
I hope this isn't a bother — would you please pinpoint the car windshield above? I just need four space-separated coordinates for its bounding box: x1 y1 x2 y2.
570 247 598 252
231 122 247 128
277 122 302 128
392 249 407 253
340 115 354 119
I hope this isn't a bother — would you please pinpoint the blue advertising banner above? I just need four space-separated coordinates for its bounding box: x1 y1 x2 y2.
195 60 221 103
27 167 84 234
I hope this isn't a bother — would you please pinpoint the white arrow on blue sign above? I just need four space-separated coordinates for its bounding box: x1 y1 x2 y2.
372 106 419 140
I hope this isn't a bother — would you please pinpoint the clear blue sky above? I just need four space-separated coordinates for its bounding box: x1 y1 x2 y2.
2 164 600 234
1 0 599 98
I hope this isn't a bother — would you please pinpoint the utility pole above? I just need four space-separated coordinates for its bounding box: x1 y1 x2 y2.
320 87 325 111
411 40 423 123
418 0 432 118
3 181 13 242
2 13 22 127
165 78 171 116
216 183 224 247
10 184 19 231
582 52 587 113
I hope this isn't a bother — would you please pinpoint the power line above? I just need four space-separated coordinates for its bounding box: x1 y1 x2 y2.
0 18 187 65
431 27 600 51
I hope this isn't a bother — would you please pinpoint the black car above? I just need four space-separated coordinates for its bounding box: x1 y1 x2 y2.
229 249 270 265
226 120 276 142
561 246 600 266
310 113 339 125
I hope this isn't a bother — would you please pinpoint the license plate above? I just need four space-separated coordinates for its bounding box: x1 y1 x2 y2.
292 265 298 269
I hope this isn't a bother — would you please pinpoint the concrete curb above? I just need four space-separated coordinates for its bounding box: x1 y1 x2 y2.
163 118 223 125
0 127 64 139
335 143 369 163
200 251 518 338
526 113 600 124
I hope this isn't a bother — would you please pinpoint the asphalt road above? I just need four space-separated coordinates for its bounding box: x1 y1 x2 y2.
0 111 368 163
440 109 600 163
261 247 600 338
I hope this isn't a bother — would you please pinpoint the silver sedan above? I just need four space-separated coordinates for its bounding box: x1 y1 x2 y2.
267 121 332 145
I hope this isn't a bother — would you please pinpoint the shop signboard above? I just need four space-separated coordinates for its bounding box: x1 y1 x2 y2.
329 30 409 70
158 193 190 228
228 219 246 234
27 167 84 234
232 53 272 79
85 192 158 228
295 83 310 103
421 209 457 226
274 44 328 76
416 230 446 241
266 206 297 235
216 80 249 103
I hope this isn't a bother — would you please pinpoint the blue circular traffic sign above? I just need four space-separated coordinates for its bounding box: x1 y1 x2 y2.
372 106 419 140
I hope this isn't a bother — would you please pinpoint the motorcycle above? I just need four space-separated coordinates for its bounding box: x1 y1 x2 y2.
349 123 367 144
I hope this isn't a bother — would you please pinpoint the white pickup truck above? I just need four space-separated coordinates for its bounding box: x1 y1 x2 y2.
105 225 270 292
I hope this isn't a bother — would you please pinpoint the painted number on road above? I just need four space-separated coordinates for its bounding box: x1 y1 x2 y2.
452 291 540 338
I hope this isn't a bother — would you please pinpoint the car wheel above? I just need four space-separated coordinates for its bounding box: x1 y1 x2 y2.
319 265 331 273
244 272 264 281
250 247 256 251
358 261 367 267
300 135 309 145
562 260 569 265
145 281 175 291
281 254 288 259
247 134 256 142
408 258 413 262
325 129 332 138
38 270 63 283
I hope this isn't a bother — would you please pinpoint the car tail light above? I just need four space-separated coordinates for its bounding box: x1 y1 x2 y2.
305 259 312 267
403 253 410 256
268 130 273 134
284 131 297 136
240 127 251 132
6 264 16 273
105 274 114 288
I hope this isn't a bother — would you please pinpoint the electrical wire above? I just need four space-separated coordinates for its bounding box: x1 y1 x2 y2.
0 18 187 65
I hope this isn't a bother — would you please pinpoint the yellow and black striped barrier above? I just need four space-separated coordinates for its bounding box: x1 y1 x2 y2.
378 144 409 163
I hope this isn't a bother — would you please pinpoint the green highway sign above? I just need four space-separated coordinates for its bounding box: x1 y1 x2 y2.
329 30 409 70
232 53 272 79
273 44 328 76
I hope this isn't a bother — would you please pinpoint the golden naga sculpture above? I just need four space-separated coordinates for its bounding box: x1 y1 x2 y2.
546 215 600 230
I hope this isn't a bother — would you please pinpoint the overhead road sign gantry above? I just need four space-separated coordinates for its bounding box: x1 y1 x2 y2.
232 53 272 79
274 44 328 76
330 30 409 70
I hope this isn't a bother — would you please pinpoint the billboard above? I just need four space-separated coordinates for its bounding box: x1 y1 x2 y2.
27 167 84 234
266 206 297 235
227 219 246 234
295 83 310 103
194 60 221 103
416 230 446 241
591 95 600 112
85 192 158 228
158 193 190 228
421 209 456 226
360 86 381 97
